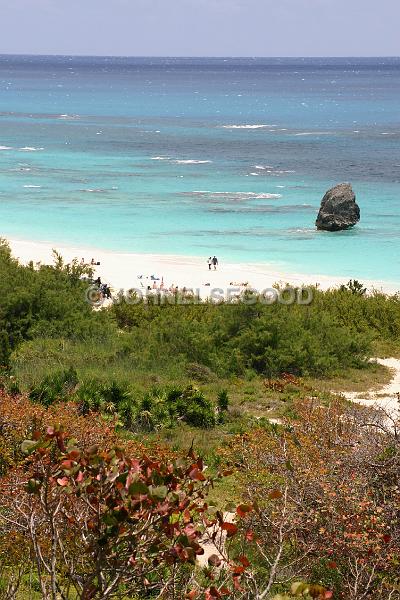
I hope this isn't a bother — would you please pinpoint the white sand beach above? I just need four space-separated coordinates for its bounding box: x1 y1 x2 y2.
8 238 399 299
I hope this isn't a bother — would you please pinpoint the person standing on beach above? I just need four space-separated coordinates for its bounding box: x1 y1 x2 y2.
212 256 218 270
207 257 212 270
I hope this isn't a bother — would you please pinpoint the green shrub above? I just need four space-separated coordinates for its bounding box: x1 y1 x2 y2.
166 385 216 428
339 279 367 296
130 385 216 431
2 238 399 413
0 330 11 371
29 367 78 407
74 379 107 413
185 362 216 382
217 389 229 412
75 379 131 415
108 292 376 379
133 390 170 432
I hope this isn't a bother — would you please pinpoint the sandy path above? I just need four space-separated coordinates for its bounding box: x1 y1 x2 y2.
344 358 400 415
197 512 236 569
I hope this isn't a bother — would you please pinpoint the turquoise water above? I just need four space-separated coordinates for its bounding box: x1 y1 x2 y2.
0 56 399 282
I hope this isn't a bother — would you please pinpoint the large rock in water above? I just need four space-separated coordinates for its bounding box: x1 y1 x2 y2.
316 183 360 231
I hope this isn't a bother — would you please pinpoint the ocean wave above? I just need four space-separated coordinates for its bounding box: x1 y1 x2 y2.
294 132 332 136
189 191 282 200
0 146 12 150
23 185 42 188
19 147 44 152
252 167 296 176
219 124 275 129
81 188 116 193
151 157 212 164
173 159 212 164
286 228 316 239
58 114 80 120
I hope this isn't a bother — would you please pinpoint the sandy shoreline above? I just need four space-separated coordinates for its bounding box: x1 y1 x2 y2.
7 237 399 298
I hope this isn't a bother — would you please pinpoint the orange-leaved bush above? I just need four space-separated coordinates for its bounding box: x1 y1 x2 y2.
222 397 400 599
0 396 252 599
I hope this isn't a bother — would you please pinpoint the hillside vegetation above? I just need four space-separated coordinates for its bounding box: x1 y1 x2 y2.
0 239 400 599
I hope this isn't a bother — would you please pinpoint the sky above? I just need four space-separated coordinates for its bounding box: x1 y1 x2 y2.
0 0 399 57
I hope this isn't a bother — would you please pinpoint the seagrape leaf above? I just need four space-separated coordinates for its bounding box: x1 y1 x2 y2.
27 478 41 494
291 581 309 595
21 439 38 454
149 485 168 500
128 481 149 496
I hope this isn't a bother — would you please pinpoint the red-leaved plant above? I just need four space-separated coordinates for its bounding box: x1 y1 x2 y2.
0 424 251 599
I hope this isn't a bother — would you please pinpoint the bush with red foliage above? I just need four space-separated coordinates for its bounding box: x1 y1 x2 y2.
0 392 251 599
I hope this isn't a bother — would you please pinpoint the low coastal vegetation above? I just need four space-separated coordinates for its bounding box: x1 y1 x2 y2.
0 239 400 599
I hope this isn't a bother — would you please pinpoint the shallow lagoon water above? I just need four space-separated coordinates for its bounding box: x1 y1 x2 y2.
0 56 399 282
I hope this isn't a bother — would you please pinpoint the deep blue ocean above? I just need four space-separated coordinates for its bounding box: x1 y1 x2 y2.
0 56 399 282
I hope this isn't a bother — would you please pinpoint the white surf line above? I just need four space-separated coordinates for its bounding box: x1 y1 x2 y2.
344 358 400 416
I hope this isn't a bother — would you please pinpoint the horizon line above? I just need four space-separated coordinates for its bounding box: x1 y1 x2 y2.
0 53 399 60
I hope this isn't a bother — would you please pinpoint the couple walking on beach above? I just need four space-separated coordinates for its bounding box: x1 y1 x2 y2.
207 256 219 271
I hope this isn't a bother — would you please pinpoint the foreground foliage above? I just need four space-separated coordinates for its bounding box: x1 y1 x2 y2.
1 241 400 598
1 391 399 599
0 394 251 599
223 398 400 599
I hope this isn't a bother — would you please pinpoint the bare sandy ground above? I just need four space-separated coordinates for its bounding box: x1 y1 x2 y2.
197 512 236 569
344 358 400 416
8 238 399 300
